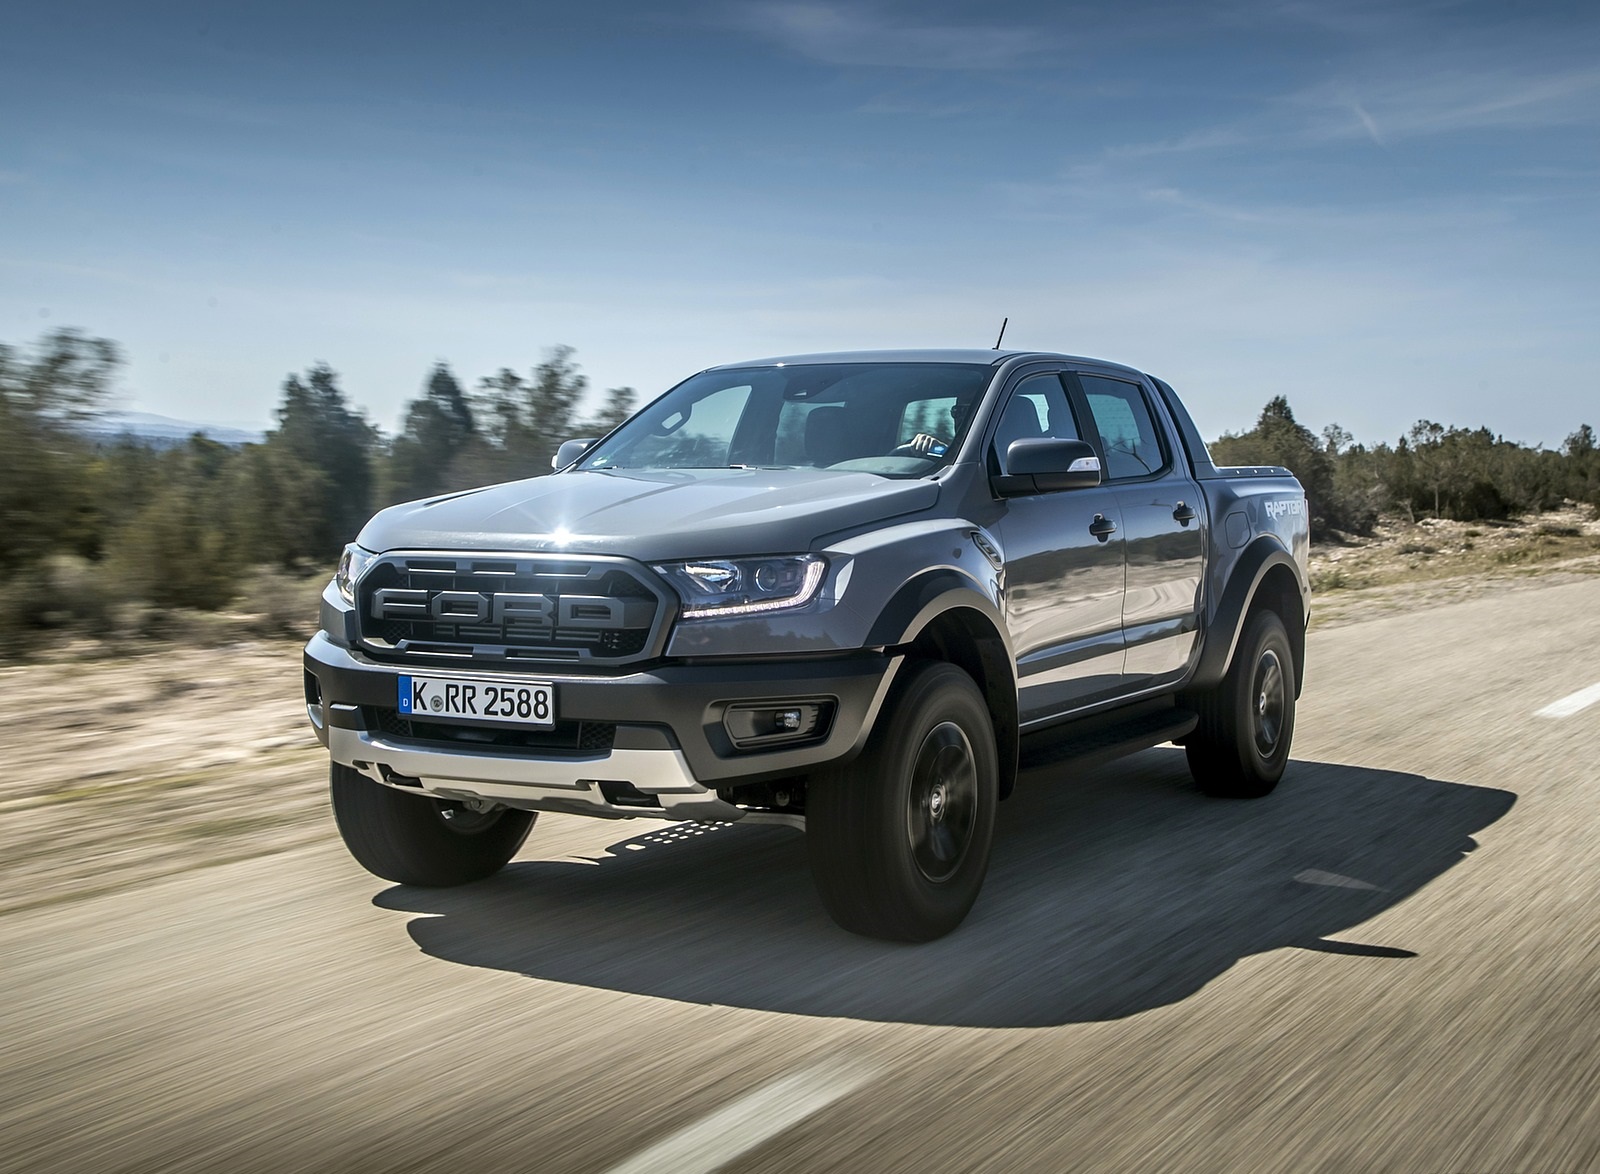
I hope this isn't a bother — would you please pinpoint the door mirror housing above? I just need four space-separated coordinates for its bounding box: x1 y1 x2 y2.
552 438 599 470
992 438 1103 496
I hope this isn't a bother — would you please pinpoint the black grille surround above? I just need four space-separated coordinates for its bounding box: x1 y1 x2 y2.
355 552 677 668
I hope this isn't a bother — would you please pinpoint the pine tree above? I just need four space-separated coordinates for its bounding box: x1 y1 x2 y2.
265 364 377 560
384 363 479 503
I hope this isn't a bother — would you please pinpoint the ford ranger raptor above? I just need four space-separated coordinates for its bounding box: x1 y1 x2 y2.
304 349 1310 941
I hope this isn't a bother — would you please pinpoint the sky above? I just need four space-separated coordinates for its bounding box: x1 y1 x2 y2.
2 0 1597 447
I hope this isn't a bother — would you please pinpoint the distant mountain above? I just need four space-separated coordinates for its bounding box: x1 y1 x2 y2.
80 411 265 448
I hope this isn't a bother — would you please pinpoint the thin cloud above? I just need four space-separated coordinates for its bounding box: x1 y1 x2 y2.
1142 186 1271 224
857 94 984 117
1106 126 1253 160
1347 99 1384 147
1301 64 1600 142
1102 59 1600 163
726 2 1053 70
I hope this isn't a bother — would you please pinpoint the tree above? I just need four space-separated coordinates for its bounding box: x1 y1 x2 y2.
1321 423 1354 456
106 436 237 609
584 385 638 437
264 363 378 561
526 345 588 467
0 329 120 575
465 345 592 482
1405 420 1449 517
383 363 479 503
1566 425 1600 506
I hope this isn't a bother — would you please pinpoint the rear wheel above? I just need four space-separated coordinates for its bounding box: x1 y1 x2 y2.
330 764 535 886
1185 608 1296 798
806 661 998 942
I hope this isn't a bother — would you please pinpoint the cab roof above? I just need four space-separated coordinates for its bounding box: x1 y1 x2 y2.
704 348 1146 377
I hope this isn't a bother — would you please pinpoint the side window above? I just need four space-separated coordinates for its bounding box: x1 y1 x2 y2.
1078 375 1166 480
898 397 959 445
992 374 1080 473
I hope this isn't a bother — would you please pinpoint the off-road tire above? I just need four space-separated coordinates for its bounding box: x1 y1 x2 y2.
330 764 535 886
806 660 999 942
1185 608 1296 798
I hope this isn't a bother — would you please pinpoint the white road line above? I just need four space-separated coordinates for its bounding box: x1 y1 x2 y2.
1535 681 1600 719
605 1060 874 1174
1295 869 1381 891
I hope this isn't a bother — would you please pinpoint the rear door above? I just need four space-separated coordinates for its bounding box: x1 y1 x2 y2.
989 370 1128 723
1068 371 1205 686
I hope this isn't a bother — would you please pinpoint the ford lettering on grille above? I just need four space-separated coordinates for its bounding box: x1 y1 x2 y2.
370 589 625 628
355 553 670 666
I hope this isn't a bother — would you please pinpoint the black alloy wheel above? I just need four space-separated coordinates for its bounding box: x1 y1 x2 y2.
807 660 999 942
906 721 979 883
1251 646 1288 760
1183 607 1297 799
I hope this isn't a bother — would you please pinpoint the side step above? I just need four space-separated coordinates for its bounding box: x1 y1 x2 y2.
1019 701 1198 775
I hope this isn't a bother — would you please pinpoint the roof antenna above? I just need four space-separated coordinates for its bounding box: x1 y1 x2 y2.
992 317 1009 349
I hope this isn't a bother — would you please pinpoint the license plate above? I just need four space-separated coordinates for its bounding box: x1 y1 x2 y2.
397 674 555 727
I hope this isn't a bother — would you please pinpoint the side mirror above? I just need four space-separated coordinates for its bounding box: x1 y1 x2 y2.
552 438 599 470
992 438 1102 496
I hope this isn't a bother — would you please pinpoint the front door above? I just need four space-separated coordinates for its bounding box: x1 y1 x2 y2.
989 372 1128 724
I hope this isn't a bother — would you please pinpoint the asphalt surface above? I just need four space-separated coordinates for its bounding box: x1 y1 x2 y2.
5 577 1599 1173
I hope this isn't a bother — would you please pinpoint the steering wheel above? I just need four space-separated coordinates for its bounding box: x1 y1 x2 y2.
890 434 948 459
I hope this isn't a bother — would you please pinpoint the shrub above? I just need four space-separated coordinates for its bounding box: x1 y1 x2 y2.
235 567 328 638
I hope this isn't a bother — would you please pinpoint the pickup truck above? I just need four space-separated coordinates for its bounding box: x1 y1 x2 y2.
304 349 1309 941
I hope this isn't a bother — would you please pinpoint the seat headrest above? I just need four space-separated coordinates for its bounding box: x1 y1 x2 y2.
805 406 851 466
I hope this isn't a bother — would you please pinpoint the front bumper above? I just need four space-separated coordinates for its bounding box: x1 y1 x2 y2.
303 634 898 822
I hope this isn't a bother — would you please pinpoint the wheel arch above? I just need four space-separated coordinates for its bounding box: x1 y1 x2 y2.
868 574 1019 801
1192 538 1309 697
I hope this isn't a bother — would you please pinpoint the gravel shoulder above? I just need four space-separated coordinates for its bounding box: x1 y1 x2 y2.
0 640 327 914
1308 503 1600 627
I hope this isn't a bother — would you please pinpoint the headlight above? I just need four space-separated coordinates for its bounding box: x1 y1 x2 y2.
654 555 826 619
335 545 377 605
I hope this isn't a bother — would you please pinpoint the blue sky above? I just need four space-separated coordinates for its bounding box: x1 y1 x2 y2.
3 0 1597 447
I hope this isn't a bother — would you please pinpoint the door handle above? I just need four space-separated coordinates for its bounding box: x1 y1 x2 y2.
1173 502 1197 524
1089 514 1117 541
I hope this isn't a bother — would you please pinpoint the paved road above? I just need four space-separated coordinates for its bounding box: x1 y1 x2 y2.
5 578 1599 1173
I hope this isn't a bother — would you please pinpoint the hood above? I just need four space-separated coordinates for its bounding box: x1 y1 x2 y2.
357 468 941 560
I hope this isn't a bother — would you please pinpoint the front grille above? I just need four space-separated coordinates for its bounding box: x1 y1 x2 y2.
355 553 672 667
365 707 617 754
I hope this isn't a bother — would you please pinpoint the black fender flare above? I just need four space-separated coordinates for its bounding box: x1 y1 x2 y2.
1189 537 1309 695
865 568 1010 653
865 570 1021 799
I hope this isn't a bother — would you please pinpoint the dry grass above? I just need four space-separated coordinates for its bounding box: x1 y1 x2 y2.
0 639 330 914
0 564 328 661
1308 503 1600 627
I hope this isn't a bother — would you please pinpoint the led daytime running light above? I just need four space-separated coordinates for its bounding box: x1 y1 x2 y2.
679 558 825 617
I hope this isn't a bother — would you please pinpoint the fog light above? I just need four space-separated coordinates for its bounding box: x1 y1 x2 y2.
722 699 834 749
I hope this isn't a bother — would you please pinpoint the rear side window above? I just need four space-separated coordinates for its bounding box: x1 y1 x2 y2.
1079 375 1166 480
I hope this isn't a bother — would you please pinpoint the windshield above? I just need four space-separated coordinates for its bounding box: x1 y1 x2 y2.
577 362 994 477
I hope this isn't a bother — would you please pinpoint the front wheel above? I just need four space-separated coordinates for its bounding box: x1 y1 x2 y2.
330 764 535 886
1184 608 1296 798
806 661 999 942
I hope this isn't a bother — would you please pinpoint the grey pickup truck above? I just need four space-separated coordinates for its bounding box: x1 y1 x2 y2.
304 349 1309 940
